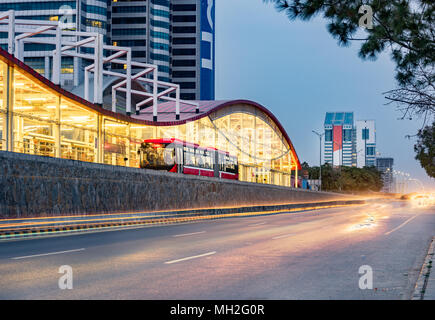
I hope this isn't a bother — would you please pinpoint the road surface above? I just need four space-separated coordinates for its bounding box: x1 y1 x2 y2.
0 200 434 299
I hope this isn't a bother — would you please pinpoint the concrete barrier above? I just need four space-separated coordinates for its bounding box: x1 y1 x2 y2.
0 151 354 218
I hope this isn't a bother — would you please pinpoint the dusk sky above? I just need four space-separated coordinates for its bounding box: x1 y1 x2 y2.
215 0 434 190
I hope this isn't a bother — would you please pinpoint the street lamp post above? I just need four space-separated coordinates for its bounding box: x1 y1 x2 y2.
409 178 425 192
312 130 324 191
394 170 412 193
394 170 403 193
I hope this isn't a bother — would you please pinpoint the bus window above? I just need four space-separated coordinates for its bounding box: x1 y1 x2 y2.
184 146 195 166
196 149 205 168
218 153 225 171
204 150 213 170
225 156 238 174
163 147 175 166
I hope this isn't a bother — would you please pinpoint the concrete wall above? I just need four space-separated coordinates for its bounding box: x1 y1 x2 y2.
0 151 350 218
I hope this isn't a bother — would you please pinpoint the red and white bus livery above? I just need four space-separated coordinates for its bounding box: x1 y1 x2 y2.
137 138 239 180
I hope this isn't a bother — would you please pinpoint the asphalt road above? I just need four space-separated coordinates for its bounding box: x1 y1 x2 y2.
0 200 434 299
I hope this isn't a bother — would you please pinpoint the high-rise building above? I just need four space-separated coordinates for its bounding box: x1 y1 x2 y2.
324 113 378 168
376 157 394 193
356 120 376 167
108 0 170 82
0 0 108 86
324 112 355 167
107 0 215 100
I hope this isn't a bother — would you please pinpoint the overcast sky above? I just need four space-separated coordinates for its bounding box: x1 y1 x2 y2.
215 0 434 190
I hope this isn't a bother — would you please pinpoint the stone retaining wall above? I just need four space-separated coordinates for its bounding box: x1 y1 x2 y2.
0 151 351 218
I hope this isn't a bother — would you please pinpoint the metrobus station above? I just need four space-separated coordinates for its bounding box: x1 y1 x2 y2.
0 12 301 188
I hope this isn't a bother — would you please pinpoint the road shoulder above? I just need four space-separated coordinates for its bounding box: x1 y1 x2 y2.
412 237 435 300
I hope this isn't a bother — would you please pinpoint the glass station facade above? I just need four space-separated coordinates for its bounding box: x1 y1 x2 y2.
0 54 300 188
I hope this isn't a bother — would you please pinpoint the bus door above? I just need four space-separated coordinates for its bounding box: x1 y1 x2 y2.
176 145 183 173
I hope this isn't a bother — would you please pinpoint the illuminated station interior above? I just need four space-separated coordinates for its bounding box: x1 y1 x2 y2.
0 12 301 188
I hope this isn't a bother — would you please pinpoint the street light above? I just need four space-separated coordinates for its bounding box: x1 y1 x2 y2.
394 170 403 193
409 178 425 192
312 130 324 191
393 170 411 193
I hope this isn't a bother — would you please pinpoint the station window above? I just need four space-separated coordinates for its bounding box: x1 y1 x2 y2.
60 98 98 163
103 119 129 166
13 69 59 156
0 60 5 111
0 61 5 150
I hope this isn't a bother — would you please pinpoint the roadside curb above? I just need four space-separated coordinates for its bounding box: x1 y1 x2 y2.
412 236 435 300
0 199 365 241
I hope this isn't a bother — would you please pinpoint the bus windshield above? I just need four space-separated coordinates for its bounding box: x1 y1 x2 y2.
140 143 175 169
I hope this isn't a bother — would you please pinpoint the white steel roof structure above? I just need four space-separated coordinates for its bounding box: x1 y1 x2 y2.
0 10 198 121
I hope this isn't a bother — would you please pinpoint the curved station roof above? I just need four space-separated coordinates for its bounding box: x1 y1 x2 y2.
0 47 301 171
132 99 301 169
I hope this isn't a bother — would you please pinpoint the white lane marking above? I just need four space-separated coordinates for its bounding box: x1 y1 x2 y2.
384 214 420 235
172 231 206 238
249 222 267 227
272 233 293 240
164 251 216 264
11 248 85 260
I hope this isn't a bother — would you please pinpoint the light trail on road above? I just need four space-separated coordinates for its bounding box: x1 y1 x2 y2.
0 200 433 299
271 233 294 240
248 222 267 227
384 214 420 235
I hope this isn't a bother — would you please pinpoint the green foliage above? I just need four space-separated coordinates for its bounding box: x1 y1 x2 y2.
414 121 435 177
264 1 434 86
301 161 310 170
307 165 320 179
307 163 383 192
265 0 434 174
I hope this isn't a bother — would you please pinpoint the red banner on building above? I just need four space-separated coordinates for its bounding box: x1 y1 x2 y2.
333 125 342 166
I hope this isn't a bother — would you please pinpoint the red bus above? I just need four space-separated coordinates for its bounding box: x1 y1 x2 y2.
137 138 239 180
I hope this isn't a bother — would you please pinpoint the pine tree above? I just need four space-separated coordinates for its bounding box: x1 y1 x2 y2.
264 0 434 175
414 121 435 177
